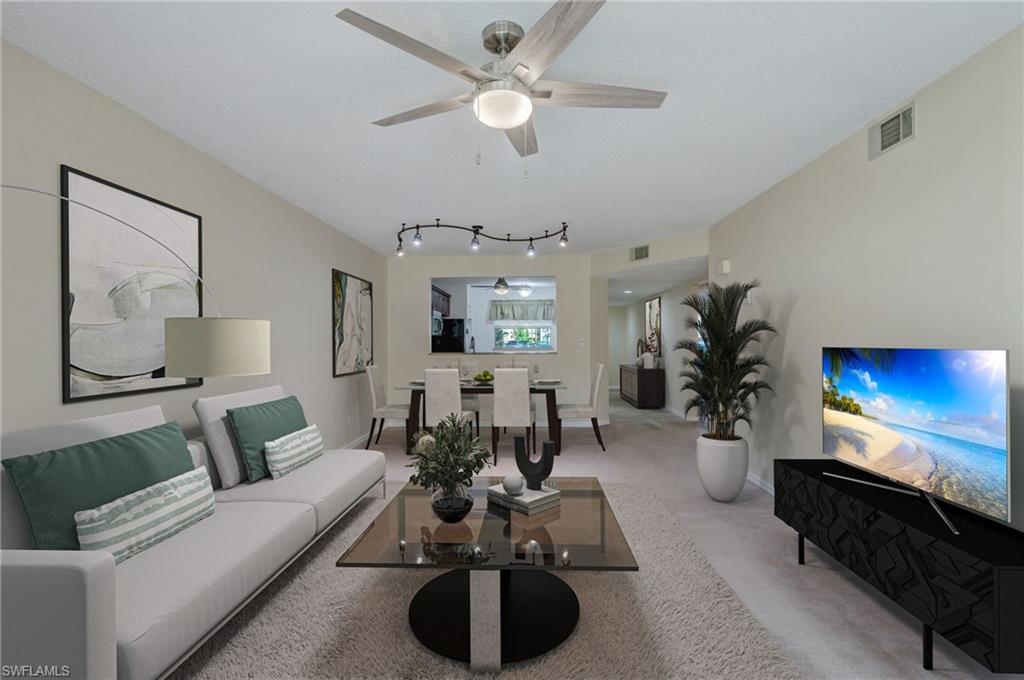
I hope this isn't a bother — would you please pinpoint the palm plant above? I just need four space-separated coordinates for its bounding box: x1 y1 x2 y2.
676 280 777 440
823 347 896 379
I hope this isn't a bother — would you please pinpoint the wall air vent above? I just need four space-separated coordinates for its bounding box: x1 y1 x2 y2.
630 245 650 261
869 103 914 160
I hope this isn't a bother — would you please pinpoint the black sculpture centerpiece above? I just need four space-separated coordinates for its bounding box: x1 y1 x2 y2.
487 437 560 515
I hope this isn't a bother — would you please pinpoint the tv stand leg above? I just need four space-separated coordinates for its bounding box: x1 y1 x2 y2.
797 534 805 565
922 623 933 670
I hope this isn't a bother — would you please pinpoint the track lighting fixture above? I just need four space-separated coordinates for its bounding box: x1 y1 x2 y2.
393 221 568 257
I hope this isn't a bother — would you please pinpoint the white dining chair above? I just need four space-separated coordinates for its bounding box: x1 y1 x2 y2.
492 368 536 462
425 368 471 428
366 364 408 448
460 361 481 435
557 363 606 451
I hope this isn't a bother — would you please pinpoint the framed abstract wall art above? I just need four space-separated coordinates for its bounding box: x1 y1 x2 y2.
60 165 203 402
332 268 373 376
644 295 662 356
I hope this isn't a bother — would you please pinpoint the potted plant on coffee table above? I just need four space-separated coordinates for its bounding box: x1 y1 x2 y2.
409 414 492 522
676 280 776 502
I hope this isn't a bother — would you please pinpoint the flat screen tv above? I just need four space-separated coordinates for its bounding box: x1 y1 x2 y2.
822 347 1009 523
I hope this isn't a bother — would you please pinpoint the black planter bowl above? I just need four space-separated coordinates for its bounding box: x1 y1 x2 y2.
432 497 474 523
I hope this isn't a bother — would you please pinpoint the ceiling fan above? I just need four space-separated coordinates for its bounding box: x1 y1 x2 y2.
336 0 667 157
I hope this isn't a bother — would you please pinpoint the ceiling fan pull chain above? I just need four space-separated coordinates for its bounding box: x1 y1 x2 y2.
523 126 529 180
475 115 482 166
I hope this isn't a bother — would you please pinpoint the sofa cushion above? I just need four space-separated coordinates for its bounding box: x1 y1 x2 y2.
2 422 194 550
76 467 216 564
2 407 167 550
115 501 315 680
214 449 384 533
192 386 285 489
264 424 324 479
226 396 307 482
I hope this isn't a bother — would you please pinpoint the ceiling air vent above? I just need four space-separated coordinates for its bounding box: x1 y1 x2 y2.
869 103 914 160
630 245 650 261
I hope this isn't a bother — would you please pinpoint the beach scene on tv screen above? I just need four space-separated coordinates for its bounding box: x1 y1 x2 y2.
822 348 1008 521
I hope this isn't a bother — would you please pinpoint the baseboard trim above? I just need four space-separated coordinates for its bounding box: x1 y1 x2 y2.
746 470 774 496
663 405 686 419
341 432 372 449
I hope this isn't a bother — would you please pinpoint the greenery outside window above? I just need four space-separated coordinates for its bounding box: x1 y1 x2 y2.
494 325 553 350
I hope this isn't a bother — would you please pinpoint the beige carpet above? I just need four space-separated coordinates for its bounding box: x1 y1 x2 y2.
171 482 801 679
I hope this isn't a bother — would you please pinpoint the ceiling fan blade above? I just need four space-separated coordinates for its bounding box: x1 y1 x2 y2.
503 0 605 86
505 119 538 157
373 94 473 127
531 80 667 108
337 9 493 85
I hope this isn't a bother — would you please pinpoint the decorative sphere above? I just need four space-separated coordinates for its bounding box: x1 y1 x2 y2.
503 474 525 496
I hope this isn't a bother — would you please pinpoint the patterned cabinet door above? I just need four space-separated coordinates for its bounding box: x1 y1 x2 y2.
774 461 1001 671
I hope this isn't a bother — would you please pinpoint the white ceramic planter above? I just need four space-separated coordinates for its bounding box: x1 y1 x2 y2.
695 435 749 502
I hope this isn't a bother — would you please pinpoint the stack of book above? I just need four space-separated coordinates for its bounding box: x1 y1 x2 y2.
487 484 560 515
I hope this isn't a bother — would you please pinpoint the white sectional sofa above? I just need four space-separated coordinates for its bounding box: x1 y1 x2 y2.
0 386 385 680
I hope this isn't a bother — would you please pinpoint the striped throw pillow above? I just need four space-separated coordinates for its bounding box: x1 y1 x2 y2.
264 424 324 479
74 467 215 564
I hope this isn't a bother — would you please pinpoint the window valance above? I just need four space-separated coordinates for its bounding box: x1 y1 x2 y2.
488 299 556 321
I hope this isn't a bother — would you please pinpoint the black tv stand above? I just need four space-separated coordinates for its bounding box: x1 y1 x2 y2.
821 471 961 535
776 459 1024 674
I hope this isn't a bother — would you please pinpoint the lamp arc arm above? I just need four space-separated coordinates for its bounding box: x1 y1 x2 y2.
1 184 221 317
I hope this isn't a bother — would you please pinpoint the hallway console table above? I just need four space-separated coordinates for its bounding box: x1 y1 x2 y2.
619 364 664 409
774 459 1024 674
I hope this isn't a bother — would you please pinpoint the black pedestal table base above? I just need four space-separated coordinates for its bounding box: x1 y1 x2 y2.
408 569 579 668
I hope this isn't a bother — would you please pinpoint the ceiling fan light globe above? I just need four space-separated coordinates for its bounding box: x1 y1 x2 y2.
473 81 533 130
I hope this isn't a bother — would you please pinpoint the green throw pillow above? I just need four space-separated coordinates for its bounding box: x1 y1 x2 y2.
2 421 194 550
226 396 307 482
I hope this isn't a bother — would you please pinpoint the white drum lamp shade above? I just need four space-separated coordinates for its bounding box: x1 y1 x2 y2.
164 318 271 378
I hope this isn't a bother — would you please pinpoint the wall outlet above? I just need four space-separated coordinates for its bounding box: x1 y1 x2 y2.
720 259 731 274
579 337 586 346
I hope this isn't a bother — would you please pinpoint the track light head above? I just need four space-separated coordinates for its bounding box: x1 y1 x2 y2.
526 238 536 257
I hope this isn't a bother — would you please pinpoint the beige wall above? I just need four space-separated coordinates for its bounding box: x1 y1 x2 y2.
708 28 1024 527
590 229 708 278
658 282 704 419
1 42 387 448
386 254 608 424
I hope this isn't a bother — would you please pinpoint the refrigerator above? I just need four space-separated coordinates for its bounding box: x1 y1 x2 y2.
431 318 466 353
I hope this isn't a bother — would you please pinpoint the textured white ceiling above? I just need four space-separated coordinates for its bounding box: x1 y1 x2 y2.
2 2 1021 256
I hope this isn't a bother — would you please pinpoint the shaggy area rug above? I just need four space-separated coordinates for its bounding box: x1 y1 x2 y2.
172 482 800 679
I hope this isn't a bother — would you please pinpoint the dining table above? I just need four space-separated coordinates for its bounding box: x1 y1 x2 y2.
395 380 568 455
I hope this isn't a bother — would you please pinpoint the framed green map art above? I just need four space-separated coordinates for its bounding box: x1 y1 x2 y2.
332 269 373 376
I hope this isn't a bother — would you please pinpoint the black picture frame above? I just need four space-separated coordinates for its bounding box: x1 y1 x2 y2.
332 268 374 377
60 165 203 403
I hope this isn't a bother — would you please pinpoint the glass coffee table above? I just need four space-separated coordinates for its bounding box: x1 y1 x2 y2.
337 477 638 672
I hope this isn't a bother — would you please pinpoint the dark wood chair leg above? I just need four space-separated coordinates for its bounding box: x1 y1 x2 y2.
476 411 480 437
366 418 377 449
375 419 384 444
491 426 499 464
798 534 805 564
591 418 606 451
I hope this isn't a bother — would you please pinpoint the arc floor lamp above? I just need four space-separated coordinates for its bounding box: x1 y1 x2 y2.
1 184 270 379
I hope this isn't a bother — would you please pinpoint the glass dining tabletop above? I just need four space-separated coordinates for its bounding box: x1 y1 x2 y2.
395 380 567 390
337 477 637 572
